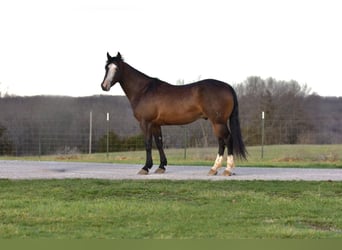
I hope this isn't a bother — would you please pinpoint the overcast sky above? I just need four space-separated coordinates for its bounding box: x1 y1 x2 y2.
0 0 341 97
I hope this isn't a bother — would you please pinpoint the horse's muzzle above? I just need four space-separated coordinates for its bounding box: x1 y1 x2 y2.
101 83 110 91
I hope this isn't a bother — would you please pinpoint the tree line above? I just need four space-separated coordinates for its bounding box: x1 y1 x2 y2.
236 77 342 145
1 77 341 155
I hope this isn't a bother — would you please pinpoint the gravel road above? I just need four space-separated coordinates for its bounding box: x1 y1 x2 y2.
1 160 342 181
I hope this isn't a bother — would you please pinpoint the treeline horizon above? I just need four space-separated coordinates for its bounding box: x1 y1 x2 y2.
1 76 342 155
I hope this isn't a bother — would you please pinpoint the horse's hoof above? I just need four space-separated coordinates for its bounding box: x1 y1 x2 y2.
154 168 166 174
207 169 218 176
137 169 149 175
222 170 232 176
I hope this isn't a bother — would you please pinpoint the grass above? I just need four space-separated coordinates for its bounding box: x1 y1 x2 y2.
1 144 342 168
1 145 341 239
0 179 341 239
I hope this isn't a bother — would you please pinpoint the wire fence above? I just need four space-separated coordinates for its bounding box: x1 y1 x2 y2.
1 112 341 157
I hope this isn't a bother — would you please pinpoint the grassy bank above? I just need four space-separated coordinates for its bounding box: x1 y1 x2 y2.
0 179 341 239
1 144 342 168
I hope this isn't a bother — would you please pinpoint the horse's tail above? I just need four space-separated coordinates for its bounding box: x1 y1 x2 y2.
229 86 247 160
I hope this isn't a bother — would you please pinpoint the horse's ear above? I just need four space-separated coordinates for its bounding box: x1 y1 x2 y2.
107 52 111 60
117 52 122 60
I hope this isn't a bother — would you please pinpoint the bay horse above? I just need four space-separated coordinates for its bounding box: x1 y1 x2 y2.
101 52 247 176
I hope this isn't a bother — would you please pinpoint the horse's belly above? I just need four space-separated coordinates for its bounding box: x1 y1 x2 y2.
156 108 202 125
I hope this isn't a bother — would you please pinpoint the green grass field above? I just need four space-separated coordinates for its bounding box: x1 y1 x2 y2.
2 144 342 168
1 145 341 239
0 179 341 239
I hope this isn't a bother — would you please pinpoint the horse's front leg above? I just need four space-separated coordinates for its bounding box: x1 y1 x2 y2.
138 121 153 175
152 125 167 174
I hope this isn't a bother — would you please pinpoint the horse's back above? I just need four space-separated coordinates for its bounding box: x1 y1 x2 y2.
163 78 235 123
193 78 233 99
194 79 232 91
164 78 235 116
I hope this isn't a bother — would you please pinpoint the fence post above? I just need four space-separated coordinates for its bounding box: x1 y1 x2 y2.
106 112 109 159
183 126 187 160
89 111 92 154
261 111 265 159
38 132 41 160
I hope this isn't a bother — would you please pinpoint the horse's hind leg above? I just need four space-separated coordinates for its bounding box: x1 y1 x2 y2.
208 123 227 176
208 122 235 176
222 135 235 176
153 125 167 174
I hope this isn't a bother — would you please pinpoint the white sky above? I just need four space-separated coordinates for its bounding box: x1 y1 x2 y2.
0 0 341 97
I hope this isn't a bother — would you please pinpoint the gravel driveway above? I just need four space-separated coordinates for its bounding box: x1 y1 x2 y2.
1 160 342 181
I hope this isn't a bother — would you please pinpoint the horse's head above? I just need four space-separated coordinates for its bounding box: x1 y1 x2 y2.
101 52 123 91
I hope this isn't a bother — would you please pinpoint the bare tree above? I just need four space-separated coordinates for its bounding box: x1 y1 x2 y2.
235 77 313 145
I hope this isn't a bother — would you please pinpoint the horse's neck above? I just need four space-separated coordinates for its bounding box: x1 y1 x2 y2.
120 62 151 105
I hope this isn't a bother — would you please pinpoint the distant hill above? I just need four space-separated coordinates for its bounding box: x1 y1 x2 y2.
1 90 342 155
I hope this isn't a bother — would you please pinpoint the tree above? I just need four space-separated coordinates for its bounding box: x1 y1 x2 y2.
234 77 313 145
97 131 145 152
0 124 14 155
0 82 10 98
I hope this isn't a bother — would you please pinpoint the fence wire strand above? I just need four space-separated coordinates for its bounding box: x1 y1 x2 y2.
1 114 341 157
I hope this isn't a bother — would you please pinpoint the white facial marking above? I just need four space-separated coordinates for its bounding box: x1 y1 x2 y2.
103 63 117 90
